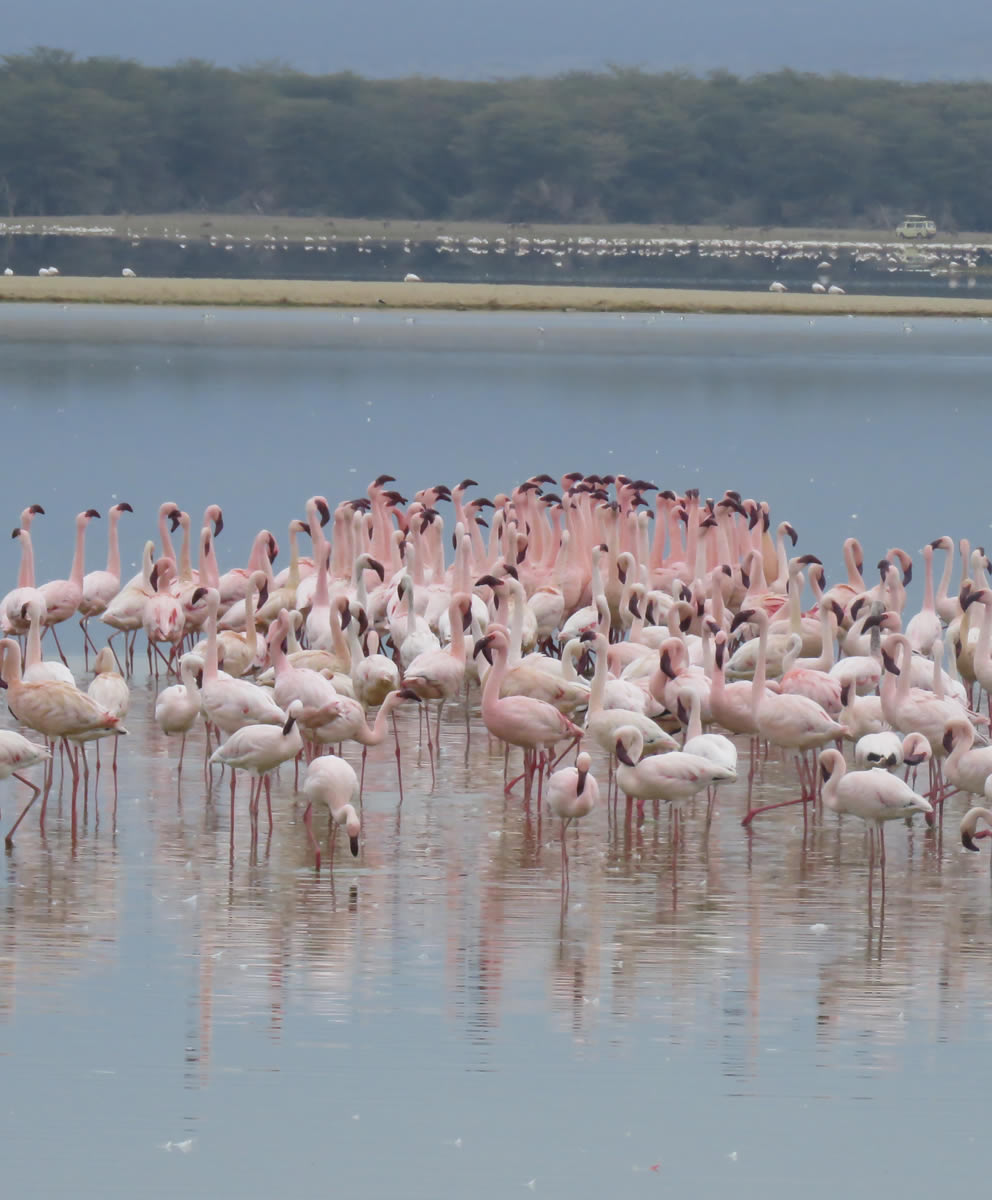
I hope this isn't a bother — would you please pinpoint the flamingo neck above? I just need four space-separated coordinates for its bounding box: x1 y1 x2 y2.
25 607 43 668
17 532 34 589
105 511 122 580
934 541 953 611
180 658 201 702
177 519 193 581
448 602 466 664
1 641 23 688
588 634 608 716
750 619 768 718
480 643 508 721
69 518 89 589
204 599 220 681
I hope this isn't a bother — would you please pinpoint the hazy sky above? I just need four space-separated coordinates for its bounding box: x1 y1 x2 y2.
7 0 992 79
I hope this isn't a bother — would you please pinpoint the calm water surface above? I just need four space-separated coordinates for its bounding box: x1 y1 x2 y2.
1 305 991 1198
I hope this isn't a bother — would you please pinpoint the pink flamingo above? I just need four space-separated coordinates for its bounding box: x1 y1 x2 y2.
79 501 133 666
0 730 52 845
306 686 422 801
1 507 46 634
402 592 472 778
819 748 931 907
547 751 599 894
961 804 992 867
731 608 847 826
0 638 126 834
142 558 185 675
154 653 203 772
209 700 304 841
301 755 362 870
38 508 101 664
473 626 582 800
614 724 736 840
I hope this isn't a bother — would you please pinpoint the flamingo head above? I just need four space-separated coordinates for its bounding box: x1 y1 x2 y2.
614 735 636 767
730 608 757 633
575 752 592 794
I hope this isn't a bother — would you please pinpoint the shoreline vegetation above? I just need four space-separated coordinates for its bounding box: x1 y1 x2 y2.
4 276 992 317
5 52 992 234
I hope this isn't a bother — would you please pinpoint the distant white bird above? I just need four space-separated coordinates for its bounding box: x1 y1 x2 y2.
403 272 422 283
768 281 787 293
828 284 846 295
122 267 136 278
811 282 827 293
3 267 12 276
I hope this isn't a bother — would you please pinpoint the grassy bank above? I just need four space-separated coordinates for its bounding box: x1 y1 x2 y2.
3 275 992 317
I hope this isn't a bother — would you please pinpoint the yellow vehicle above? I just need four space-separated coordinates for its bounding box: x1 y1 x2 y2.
896 214 937 239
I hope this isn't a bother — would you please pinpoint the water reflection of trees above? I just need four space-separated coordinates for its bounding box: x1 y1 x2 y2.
4 697 992 1084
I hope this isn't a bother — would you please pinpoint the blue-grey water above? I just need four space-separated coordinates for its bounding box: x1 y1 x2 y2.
2 304 992 1199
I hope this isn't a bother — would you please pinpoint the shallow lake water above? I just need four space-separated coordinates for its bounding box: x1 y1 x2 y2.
2 304 992 1198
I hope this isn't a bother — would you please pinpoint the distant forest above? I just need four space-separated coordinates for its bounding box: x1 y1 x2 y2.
3 48 992 229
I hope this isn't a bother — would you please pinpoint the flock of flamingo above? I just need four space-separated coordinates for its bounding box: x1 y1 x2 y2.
2 476 992 890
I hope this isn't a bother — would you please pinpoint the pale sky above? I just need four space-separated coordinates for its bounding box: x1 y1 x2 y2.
7 0 992 78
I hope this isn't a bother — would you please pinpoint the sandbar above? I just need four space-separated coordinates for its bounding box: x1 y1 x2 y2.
3 276 992 317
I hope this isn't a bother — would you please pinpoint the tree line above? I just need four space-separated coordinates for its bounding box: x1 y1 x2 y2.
3 48 992 230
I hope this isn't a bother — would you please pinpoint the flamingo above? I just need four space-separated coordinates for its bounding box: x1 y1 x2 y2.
302 755 362 869
154 653 204 771
1 731 53 845
614 724 736 838
473 626 582 800
905 540 943 655
266 609 341 731
218 528 278 610
193 588 286 735
209 700 305 834
38 508 100 663
307 686 423 800
79 501 133 666
0 637 125 824
941 718 992 799
101 540 156 674
961 803 992 864
88 646 130 775
350 627 400 710
678 689 738 822
1 514 46 634
21 597 75 685
819 748 932 870
401 593 472 772
142 558 186 674
732 608 847 825
547 751 599 893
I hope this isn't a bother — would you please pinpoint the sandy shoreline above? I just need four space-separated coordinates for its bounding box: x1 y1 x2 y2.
2 276 992 317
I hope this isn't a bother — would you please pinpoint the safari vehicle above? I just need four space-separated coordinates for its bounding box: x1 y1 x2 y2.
896 214 937 239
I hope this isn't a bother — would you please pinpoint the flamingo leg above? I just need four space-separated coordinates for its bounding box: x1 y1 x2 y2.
4 775 43 845
303 800 321 869
49 623 70 666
